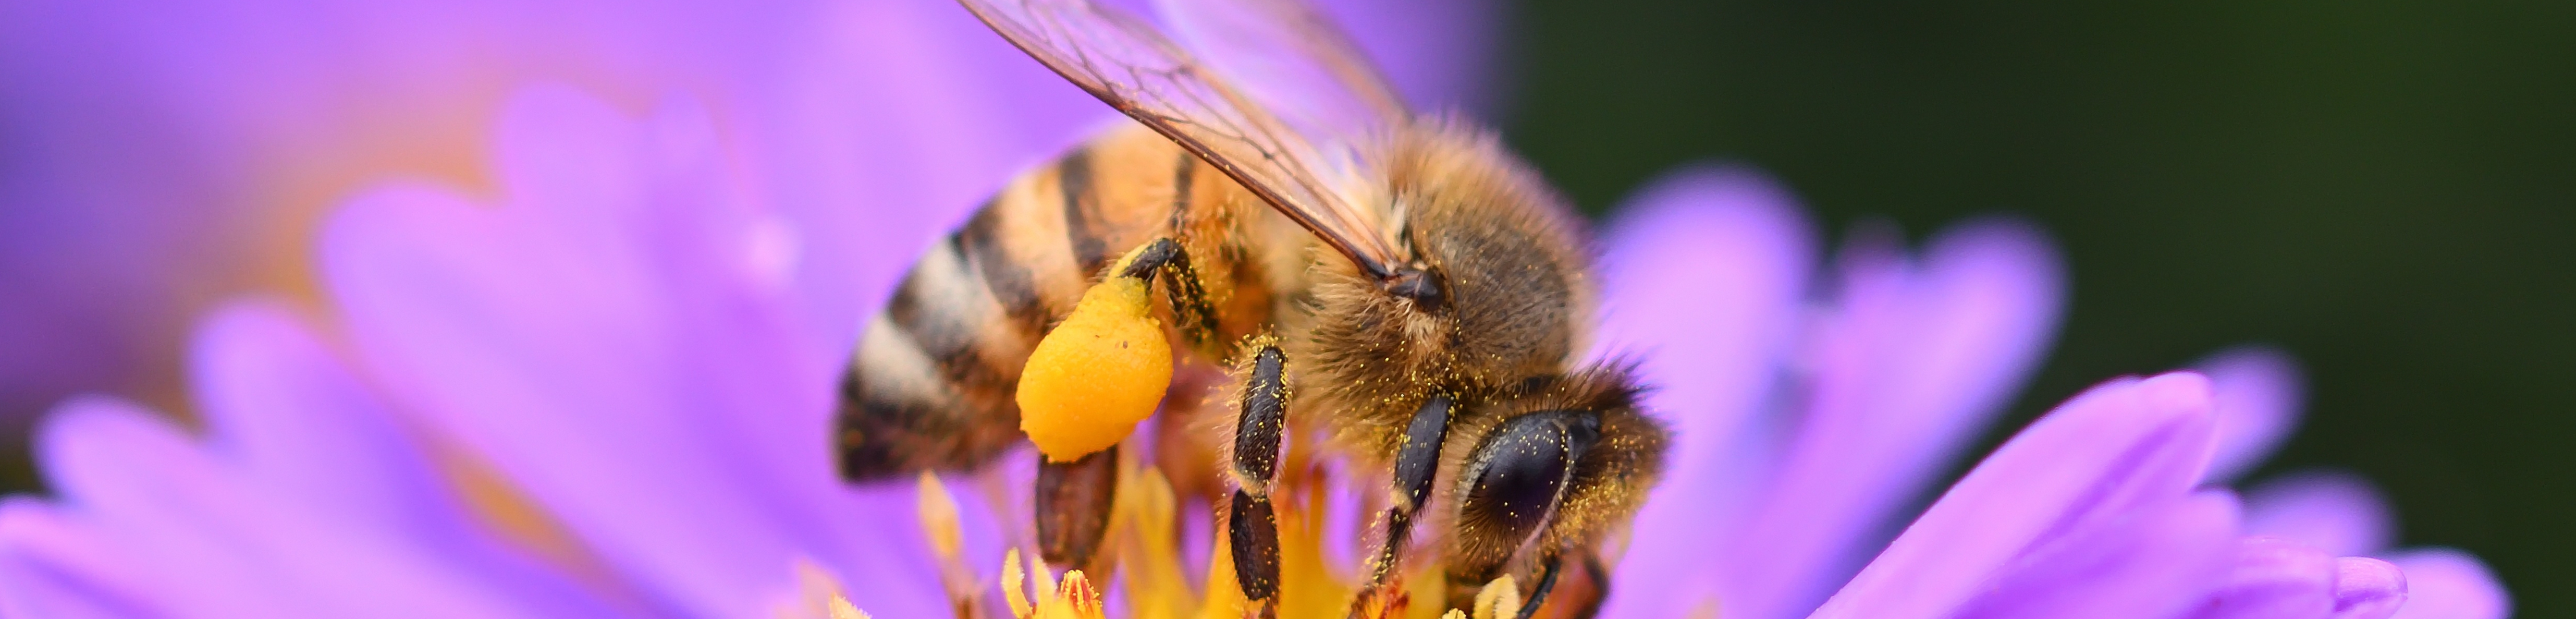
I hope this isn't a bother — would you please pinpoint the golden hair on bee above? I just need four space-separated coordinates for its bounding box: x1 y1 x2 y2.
835 0 1670 616
1296 116 1600 456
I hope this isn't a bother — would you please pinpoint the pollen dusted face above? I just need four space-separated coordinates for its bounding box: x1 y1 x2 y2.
1403 192 1582 385
1302 123 1591 409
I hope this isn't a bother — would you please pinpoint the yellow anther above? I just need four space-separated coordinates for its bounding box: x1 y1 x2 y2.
1018 243 1176 460
826 596 870 619
1005 549 1036 619
1041 570 1109 619
775 559 874 619
1442 611 1469 619
1471 576 1520 619
1116 468 1195 619
915 471 964 561
1032 549 1060 598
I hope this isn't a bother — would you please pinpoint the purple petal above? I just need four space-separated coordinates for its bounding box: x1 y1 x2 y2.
2181 537 2338 619
0 0 808 423
2385 549 2510 619
28 390 623 616
186 299 620 616
1712 217 2066 619
1955 490 2241 619
2333 556 2407 619
750 0 1151 347
0 497 162 618
2196 347 2305 482
36 396 312 615
325 86 942 617
1590 166 1815 618
2241 470 2394 558
1808 372 2219 619
191 299 443 535
1309 0 1501 113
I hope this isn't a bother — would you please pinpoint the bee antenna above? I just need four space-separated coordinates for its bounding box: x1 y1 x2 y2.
1385 268 1445 313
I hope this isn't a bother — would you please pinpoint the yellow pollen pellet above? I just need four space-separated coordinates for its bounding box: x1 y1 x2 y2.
1017 246 1174 461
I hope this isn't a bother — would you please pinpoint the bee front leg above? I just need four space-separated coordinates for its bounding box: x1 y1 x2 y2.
1511 551 1610 619
1516 554 1562 619
1350 395 1454 617
1228 344 1289 604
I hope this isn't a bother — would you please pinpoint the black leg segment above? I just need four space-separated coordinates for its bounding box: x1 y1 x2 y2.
1364 395 1453 586
1229 489 1282 601
1515 554 1563 619
1035 445 1119 569
1228 343 1289 602
1231 346 1288 495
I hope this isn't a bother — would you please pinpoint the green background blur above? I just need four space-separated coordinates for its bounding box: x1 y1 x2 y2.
1502 0 2570 613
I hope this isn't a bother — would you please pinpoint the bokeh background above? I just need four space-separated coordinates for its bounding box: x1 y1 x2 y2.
1 0 2566 614
1504 0 2572 614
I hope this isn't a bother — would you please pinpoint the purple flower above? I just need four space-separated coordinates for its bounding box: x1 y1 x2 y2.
0 0 1061 421
1599 169 2510 619
0 3 2508 619
0 0 1498 424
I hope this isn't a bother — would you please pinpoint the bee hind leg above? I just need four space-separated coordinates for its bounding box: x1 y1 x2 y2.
1227 344 1290 604
1128 237 1222 355
1035 445 1119 569
1029 236 1201 571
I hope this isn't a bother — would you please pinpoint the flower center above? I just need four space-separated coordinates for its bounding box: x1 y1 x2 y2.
877 460 1529 619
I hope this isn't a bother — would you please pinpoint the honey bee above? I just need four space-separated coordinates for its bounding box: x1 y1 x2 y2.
833 0 1667 616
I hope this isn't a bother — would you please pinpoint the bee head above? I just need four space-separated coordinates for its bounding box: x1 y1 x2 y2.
1305 122 1591 399
1438 365 1664 596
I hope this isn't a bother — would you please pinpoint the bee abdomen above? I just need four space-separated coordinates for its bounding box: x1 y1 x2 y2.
836 127 1235 481
836 206 1051 479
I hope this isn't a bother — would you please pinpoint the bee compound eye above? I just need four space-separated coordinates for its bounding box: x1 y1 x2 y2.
1387 267 1446 313
1459 410 1598 544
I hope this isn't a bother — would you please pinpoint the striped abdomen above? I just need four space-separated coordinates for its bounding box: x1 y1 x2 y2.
835 123 1268 480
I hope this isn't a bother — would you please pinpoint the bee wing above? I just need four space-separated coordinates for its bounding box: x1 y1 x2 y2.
1152 0 1409 141
958 0 1403 278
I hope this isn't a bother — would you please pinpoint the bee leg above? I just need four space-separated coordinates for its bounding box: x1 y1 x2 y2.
1228 344 1289 604
1350 395 1455 614
1516 552 1610 619
1141 238 1222 354
1035 444 1119 569
1024 236 1197 569
1514 554 1562 619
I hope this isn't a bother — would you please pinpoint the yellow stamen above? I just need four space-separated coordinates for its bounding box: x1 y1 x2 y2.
917 471 990 616
917 471 964 560
1112 467 1197 619
1033 549 1061 598
1277 472 1352 619
828 597 872 619
1005 549 1037 619
772 560 870 619
837 393 1557 619
1473 576 1520 619
1040 570 1110 619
